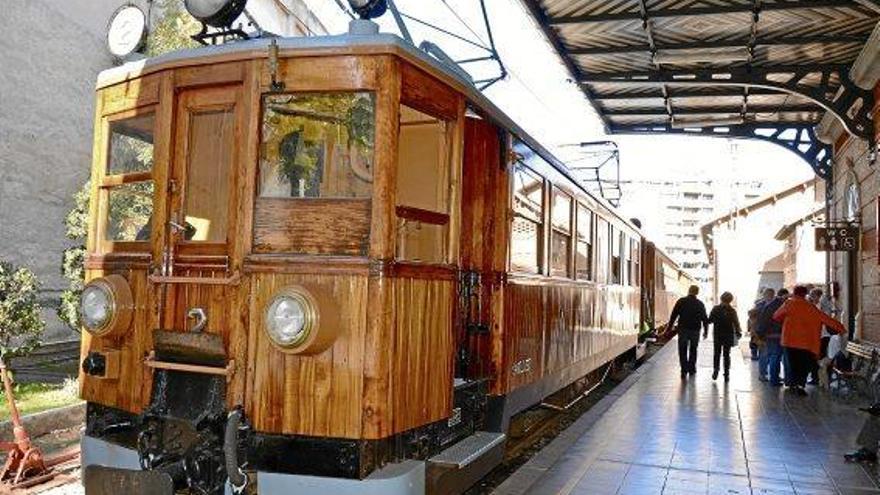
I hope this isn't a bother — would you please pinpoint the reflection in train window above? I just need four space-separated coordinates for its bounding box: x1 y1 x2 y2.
106 181 155 241
259 92 375 199
576 205 593 280
550 188 572 277
101 111 155 244
511 165 544 274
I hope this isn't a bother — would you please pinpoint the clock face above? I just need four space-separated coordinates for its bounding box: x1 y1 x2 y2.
107 5 147 58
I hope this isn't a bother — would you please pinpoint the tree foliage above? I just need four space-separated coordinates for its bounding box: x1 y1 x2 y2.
0 262 44 360
58 183 89 331
146 0 201 56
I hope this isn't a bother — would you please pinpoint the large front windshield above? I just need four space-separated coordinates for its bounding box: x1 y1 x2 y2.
259 93 375 199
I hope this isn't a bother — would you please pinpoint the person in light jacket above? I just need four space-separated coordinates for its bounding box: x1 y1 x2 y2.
773 285 846 396
707 292 742 381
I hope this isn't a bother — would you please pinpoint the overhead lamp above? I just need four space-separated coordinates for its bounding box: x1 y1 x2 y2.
348 0 387 19
184 0 248 28
671 116 744 129
653 47 751 65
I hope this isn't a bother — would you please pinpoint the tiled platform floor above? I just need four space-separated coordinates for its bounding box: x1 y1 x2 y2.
493 337 880 495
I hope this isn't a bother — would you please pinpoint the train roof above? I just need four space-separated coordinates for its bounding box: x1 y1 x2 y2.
97 29 643 235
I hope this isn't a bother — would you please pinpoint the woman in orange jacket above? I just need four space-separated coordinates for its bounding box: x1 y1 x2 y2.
773 285 846 396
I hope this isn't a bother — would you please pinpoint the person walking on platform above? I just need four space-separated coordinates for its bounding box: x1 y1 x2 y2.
708 292 742 381
668 285 709 378
751 288 776 378
773 285 846 396
756 288 788 386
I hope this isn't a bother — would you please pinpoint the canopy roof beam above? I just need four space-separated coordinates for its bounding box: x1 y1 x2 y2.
604 104 820 116
568 36 869 56
612 123 834 179
582 64 875 139
548 1 875 25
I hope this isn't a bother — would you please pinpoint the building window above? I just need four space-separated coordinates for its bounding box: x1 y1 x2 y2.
511 164 544 274
550 188 572 277
576 204 593 280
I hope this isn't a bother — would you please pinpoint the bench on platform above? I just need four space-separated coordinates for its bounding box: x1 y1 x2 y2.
831 341 880 400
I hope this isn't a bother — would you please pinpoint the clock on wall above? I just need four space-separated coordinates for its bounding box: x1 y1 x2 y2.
107 5 147 58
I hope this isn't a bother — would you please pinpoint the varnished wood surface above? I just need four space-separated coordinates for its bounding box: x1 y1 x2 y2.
253 198 371 256
246 272 368 438
502 277 639 393
390 277 455 433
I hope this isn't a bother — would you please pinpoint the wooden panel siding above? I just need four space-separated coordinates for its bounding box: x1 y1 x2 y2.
246 272 368 438
390 277 455 433
253 198 371 255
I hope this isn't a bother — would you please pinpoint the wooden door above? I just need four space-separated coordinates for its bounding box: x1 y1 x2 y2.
156 84 247 404
457 117 506 381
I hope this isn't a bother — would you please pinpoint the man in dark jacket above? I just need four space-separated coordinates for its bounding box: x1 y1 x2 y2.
756 288 789 386
669 285 709 378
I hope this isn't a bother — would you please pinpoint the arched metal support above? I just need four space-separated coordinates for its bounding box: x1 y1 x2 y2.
610 123 834 180
583 64 876 141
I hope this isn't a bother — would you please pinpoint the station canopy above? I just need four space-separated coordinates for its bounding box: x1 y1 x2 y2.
521 0 880 179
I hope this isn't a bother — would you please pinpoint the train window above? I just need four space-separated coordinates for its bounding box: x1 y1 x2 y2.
610 228 622 285
550 188 572 277
594 217 609 284
106 181 155 241
182 108 234 242
629 239 641 286
395 105 451 263
575 204 593 280
107 114 155 175
101 111 155 244
259 93 375 199
510 164 544 274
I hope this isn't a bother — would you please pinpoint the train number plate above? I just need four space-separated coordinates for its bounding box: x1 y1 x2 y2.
512 358 533 375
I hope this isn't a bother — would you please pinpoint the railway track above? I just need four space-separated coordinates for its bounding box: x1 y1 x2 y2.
4 445 81 494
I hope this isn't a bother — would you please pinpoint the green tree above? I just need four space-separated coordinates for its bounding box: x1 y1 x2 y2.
58 183 89 331
146 0 201 56
0 262 44 360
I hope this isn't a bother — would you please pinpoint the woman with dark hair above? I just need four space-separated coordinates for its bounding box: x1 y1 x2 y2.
708 292 742 381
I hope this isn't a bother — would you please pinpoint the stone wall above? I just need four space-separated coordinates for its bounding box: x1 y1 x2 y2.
0 0 121 342
829 83 880 343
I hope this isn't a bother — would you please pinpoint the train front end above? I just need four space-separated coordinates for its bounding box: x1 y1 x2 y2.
78 35 469 495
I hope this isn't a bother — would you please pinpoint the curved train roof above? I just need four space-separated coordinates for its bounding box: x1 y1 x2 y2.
97 30 643 235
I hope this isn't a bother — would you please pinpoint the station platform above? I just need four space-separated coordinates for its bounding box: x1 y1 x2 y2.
493 337 880 495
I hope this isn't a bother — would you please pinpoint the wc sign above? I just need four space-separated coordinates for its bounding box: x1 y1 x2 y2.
815 226 859 252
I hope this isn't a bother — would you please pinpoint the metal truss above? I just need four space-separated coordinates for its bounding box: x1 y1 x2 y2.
583 64 876 141
611 123 834 180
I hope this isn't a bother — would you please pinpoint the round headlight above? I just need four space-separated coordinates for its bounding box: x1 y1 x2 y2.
80 275 133 337
81 284 113 332
266 292 314 348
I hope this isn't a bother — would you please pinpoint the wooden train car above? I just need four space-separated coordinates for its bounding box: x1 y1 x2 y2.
641 241 697 339
76 20 678 495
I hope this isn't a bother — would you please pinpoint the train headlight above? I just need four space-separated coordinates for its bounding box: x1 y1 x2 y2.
80 275 133 337
265 290 315 349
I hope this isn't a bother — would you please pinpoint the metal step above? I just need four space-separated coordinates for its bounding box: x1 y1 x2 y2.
427 432 506 494
429 431 506 469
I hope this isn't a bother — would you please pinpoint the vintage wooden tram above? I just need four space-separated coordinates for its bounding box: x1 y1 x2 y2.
77 20 691 495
